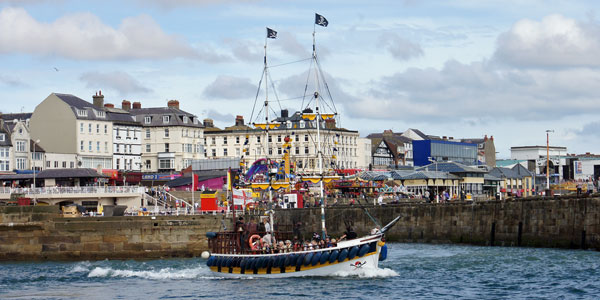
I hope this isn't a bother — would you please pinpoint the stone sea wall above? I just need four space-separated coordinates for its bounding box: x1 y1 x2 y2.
0 206 222 261
276 196 599 249
0 196 598 261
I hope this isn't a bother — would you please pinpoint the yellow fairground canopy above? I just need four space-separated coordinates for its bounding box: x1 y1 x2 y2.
253 123 279 130
301 113 335 121
300 176 339 184
250 182 291 190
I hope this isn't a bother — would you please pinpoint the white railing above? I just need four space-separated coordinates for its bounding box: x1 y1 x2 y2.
0 186 145 195
164 191 192 209
143 192 167 207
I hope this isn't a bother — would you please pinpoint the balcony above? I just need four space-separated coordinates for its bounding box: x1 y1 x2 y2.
158 152 175 159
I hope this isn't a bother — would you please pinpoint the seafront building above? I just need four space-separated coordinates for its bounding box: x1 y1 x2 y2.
30 93 114 170
0 113 34 173
367 129 495 169
129 100 205 173
100 98 143 172
202 110 360 174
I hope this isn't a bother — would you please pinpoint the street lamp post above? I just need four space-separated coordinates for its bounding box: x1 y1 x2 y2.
546 130 554 196
32 139 40 205
428 157 438 202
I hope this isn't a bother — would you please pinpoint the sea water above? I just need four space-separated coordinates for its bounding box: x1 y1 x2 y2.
1 243 599 299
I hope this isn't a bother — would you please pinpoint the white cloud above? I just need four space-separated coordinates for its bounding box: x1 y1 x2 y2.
204 109 235 124
494 14 600 68
140 0 258 9
343 59 600 123
0 7 227 61
0 74 25 87
378 32 424 60
277 32 310 59
80 71 152 95
202 75 256 100
225 39 262 62
576 121 600 138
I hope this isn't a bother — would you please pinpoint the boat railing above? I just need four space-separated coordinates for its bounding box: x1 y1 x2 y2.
208 230 295 255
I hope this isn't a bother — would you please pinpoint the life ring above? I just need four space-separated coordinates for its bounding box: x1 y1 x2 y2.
249 234 262 250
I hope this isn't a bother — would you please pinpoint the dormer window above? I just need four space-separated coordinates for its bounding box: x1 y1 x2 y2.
77 109 88 117
183 116 188 124
95 110 105 118
0 134 4 141
286 121 292 128
299 120 305 128
163 115 170 124
144 116 151 124
193 118 198 124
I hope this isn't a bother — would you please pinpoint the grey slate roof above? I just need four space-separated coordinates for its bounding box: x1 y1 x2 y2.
36 168 108 179
417 161 485 173
0 127 11 147
0 113 32 121
129 107 203 128
53 93 143 125
270 111 356 133
54 93 113 122
489 167 522 179
55 93 94 109
107 111 138 125
484 173 502 181
408 128 429 140
512 164 533 177
358 171 391 181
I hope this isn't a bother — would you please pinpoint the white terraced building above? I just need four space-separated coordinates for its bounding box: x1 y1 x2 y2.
30 93 114 170
203 110 360 174
129 100 205 173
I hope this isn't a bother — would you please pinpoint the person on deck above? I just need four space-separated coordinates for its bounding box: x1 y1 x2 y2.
235 217 247 252
339 226 358 241
263 217 271 233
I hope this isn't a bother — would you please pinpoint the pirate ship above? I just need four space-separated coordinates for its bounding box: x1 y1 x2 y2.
205 13 400 277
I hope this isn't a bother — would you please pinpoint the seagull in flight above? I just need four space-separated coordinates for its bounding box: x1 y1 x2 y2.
53 67 59 72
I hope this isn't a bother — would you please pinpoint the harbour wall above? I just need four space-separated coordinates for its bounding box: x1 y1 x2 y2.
0 196 598 261
0 206 222 261
277 196 599 249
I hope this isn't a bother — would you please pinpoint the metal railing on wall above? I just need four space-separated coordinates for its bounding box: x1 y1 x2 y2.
0 186 145 195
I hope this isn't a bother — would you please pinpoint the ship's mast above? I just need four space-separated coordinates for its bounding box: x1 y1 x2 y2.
313 25 327 240
264 28 275 238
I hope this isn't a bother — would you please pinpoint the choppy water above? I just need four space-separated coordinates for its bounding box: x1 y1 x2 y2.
1 243 599 299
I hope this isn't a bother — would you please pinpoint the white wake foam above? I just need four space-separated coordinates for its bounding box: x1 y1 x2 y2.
333 267 399 278
87 266 209 280
69 261 92 273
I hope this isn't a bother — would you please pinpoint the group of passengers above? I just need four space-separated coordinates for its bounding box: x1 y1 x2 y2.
235 216 361 254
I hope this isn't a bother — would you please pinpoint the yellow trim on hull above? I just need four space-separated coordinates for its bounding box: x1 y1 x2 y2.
210 251 377 275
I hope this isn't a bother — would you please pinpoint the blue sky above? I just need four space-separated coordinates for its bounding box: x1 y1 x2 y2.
2 0 600 158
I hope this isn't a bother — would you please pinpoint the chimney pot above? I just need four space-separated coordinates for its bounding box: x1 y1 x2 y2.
235 115 244 126
104 103 114 108
167 100 180 109
92 91 105 108
122 100 131 111
132 102 141 109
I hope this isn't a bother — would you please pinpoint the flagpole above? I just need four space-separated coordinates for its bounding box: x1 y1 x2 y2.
192 173 195 215
312 14 326 240
264 27 273 210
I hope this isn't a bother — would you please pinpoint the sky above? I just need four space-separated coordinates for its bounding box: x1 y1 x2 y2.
1 0 600 159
